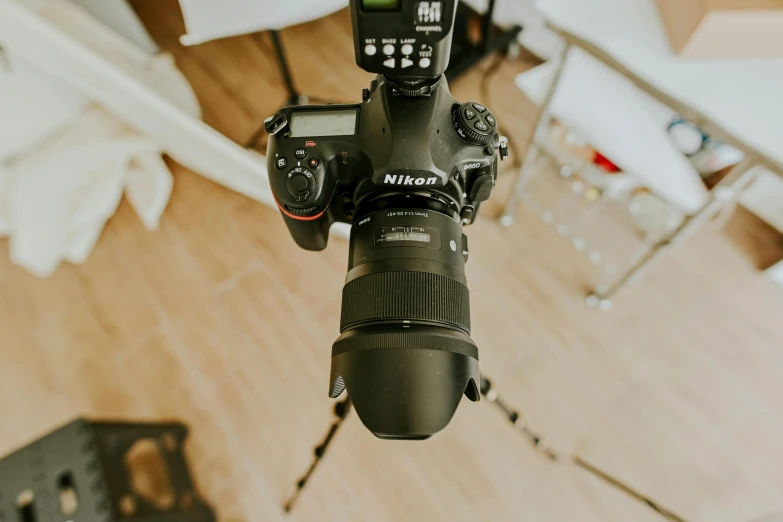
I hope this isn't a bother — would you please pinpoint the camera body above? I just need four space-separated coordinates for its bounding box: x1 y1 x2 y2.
265 76 501 251
264 0 507 439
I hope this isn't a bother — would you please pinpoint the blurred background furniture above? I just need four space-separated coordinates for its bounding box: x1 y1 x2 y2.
178 0 347 106
3 2 783 521
70 0 159 54
0 0 270 202
443 0 522 81
656 0 783 59
178 0 526 140
0 0 272 275
501 0 783 306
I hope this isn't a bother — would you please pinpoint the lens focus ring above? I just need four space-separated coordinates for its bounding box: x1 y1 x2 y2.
340 271 471 333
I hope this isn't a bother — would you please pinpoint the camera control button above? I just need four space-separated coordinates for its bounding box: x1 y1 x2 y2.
383 44 395 55
365 44 377 56
291 175 309 192
419 57 431 68
276 157 288 170
401 43 414 55
383 57 396 68
308 158 320 168
295 148 308 159
453 102 495 145
485 114 496 127
286 168 316 200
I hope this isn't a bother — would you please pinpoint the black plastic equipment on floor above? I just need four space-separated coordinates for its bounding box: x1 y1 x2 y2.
0 418 215 522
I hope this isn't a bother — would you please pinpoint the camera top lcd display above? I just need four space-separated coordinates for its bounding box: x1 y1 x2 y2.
289 109 358 138
362 0 401 10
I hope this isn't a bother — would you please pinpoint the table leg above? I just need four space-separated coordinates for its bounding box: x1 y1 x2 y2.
587 158 759 310
501 143 543 227
501 42 570 226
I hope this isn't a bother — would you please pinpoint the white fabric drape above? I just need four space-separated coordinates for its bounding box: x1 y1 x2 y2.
0 103 172 277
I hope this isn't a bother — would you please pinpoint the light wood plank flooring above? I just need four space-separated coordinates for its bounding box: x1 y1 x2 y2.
1 3 783 521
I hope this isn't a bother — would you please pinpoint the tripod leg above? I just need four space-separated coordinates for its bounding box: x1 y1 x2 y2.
244 124 268 150
481 0 498 53
269 30 304 106
480 377 557 460
283 397 352 513
574 457 690 522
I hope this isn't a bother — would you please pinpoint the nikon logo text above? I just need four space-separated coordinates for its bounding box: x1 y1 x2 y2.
384 174 438 186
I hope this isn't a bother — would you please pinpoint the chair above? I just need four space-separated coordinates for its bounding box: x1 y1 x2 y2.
500 40 760 308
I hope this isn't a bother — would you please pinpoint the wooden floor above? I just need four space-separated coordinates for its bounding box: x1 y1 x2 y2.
2 3 783 521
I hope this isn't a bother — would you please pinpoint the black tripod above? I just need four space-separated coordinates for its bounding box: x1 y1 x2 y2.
282 380 692 522
446 0 522 82
267 30 306 107
244 30 312 150
282 376 556 513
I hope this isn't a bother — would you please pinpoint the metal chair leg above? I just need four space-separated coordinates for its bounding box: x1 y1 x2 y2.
501 143 542 227
500 42 570 226
587 158 759 309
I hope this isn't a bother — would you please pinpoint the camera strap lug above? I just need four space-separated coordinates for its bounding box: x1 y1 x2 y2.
499 136 510 161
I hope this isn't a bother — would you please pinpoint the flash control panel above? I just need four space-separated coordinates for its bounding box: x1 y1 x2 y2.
351 0 457 78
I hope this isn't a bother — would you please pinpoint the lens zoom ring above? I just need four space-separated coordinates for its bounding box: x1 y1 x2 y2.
341 271 470 332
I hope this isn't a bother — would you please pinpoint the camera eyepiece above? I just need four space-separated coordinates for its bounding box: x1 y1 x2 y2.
329 195 480 440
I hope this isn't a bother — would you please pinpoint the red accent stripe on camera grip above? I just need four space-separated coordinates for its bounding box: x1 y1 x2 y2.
275 198 325 221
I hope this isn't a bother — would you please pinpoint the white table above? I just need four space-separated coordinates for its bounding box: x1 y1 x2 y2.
502 0 783 305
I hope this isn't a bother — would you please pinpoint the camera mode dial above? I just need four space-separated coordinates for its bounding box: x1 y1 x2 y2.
452 102 496 146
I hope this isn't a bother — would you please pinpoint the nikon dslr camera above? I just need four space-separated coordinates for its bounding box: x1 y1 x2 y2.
265 0 508 440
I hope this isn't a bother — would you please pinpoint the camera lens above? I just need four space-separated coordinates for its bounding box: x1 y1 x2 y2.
329 195 480 440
